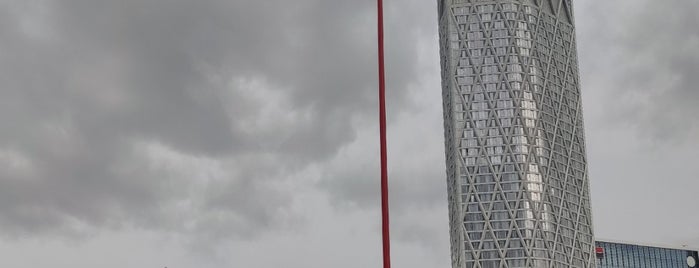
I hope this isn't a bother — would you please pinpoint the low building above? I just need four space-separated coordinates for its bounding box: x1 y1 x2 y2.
595 240 699 268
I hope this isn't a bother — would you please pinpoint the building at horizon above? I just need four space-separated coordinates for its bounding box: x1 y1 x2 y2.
437 0 595 267
595 240 699 268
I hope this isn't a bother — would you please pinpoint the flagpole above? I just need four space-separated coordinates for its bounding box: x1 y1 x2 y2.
377 0 391 267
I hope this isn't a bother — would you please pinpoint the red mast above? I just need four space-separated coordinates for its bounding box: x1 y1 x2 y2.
377 0 391 268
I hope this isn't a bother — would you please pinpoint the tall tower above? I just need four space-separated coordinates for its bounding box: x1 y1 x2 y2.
437 1 595 267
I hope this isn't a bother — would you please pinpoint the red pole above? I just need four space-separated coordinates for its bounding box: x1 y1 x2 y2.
377 0 391 268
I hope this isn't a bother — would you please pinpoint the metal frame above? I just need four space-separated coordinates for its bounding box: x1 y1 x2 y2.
596 239 699 253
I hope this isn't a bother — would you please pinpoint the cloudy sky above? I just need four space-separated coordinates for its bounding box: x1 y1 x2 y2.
0 0 698 267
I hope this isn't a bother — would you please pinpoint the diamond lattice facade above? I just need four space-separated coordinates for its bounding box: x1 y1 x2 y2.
437 0 595 267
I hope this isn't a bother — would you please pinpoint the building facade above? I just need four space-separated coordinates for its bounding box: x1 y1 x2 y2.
595 240 699 268
437 0 595 267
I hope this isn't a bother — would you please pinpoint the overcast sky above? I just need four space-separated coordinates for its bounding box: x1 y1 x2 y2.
0 0 698 267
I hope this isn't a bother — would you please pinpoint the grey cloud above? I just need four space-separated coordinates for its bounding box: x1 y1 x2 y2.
0 0 426 239
577 0 699 143
1 0 699 266
575 0 699 248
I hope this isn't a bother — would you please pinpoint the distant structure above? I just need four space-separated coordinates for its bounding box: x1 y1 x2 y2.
437 0 595 267
595 240 699 268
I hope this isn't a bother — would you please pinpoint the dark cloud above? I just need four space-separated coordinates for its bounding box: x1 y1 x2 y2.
0 0 426 239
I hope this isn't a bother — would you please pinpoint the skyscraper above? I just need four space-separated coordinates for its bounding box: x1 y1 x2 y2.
437 1 595 267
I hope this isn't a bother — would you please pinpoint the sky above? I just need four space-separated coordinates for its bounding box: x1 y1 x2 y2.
0 0 698 267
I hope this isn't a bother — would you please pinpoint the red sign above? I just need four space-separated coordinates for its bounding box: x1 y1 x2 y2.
595 247 605 255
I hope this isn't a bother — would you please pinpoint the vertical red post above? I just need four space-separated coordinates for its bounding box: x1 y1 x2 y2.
377 0 391 268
